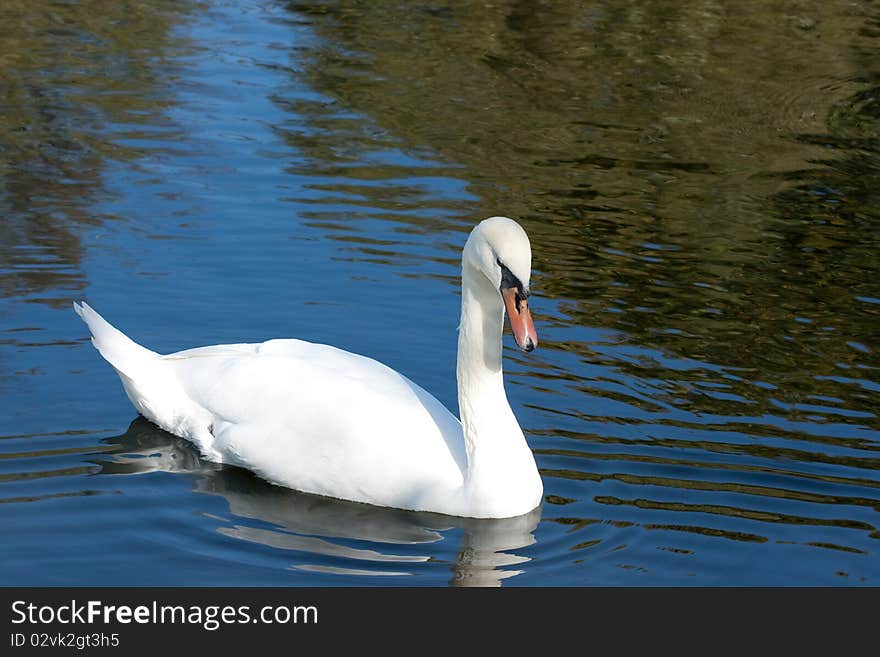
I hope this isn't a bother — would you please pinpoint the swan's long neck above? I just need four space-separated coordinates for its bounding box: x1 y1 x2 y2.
456 264 531 485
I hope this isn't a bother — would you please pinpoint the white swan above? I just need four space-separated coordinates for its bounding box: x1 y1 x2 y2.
75 216 543 518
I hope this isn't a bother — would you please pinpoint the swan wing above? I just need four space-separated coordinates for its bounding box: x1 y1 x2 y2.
162 339 467 508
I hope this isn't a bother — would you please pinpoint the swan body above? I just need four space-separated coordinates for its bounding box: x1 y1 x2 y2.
75 217 543 518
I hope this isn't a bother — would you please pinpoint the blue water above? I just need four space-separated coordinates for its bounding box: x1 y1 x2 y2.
1 0 878 585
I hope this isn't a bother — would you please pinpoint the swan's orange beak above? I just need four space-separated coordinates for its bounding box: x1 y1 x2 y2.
502 287 538 352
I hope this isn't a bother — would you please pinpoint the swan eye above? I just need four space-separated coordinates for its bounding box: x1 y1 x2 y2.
498 261 527 302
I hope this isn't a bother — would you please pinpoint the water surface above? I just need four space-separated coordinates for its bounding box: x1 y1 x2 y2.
1 0 878 585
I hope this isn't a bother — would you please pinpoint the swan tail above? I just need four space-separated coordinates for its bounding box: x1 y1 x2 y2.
74 301 212 445
74 301 160 380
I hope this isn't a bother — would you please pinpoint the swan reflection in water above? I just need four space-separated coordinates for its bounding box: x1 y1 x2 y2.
94 418 541 586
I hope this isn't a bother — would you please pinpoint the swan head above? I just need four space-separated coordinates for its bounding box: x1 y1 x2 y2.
463 216 538 352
